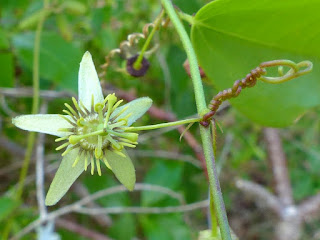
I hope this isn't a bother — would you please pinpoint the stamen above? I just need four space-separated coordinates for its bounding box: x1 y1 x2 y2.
108 120 127 129
80 100 90 115
64 103 79 119
61 144 79 156
103 157 112 169
77 117 89 127
62 110 77 121
107 130 138 142
96 158 101 176
84 153 88 171
72 150 82 167
59 114 76 126
94 103 104 122
117 137 138 144
94 136 103 159
58 128 75 133
110 106 129 121
56 142 69 151
91 95 95 113
104 94 118 128
111 99 123 111
72 97 86 117
113 150 126 157
55 136 69 142
120 142 137 148
107 136 123 151
90 154 95 175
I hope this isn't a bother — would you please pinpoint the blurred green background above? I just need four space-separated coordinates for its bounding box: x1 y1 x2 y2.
0 0 319 239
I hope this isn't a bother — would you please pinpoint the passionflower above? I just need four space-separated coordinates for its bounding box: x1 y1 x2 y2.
13 51 152 206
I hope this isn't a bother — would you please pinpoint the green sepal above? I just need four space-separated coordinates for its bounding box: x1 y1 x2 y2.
105 149 136 191
45 148 88 206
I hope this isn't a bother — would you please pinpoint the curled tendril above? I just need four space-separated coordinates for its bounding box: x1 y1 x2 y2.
99 13 169 77
200 59 313 126
259 60 313 84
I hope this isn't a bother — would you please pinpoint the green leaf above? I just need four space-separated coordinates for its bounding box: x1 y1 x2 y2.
45 148 86 206
0 53 14 87
142 162 183 206
0 197 19 222
111 97 152 126
191 0 320 127
12 32 82 91
106 149 136 191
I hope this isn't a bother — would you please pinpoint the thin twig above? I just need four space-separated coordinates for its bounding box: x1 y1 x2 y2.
0 87 74 100
264 128 293 206
55 218 113 240
13 184 191 239
235 179 282 215
36 102 48 221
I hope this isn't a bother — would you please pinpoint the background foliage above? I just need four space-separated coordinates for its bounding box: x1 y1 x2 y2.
0 0 319 239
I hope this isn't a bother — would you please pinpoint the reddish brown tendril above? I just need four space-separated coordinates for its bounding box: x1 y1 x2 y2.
200 66 266 126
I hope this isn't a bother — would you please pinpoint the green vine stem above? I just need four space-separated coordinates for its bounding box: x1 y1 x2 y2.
2 0 49 238
133 10 165 70
161 1 232 239
125 117 201 131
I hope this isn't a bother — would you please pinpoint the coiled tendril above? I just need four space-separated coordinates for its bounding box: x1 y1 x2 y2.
200 60 313 127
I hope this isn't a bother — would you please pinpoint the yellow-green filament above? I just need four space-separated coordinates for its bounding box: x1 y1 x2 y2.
90 155 94 175
72 97 85 116
103 157 112 169
94 136 103 159
55 136 69 142
64 103 79 119
96 158 101 176
56 142 69 151
59 115 76 126
113 150 126 158
84 154 88 171
72 155 81 167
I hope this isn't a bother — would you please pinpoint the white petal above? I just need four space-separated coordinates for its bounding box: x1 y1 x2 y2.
78 51 104 110
110 97 152 126
12 114 72 137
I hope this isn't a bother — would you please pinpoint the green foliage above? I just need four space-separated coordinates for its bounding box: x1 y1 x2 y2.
142 161 183 206
0 197 19 222
12 32 82 91
191 0 320 127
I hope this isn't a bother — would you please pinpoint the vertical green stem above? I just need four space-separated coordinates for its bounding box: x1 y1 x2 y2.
160 1 232 239
2 1 49 238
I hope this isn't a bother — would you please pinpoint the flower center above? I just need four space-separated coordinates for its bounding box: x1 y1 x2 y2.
55 93 138 175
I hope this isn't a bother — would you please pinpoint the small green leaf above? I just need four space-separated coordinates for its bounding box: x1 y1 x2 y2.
0 53 14 87
191 0 320 127
0 197 19 222
45 148 86 206
106 149 136 191
111 97 152 126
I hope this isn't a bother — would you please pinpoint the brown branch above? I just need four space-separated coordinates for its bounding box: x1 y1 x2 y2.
264 128 293 206
235 179 282 215
73 183 112 226
298 192 320 221
55 218 113 240
0 87 74 99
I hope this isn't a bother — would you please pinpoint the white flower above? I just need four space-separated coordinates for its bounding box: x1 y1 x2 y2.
13 51 152 206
